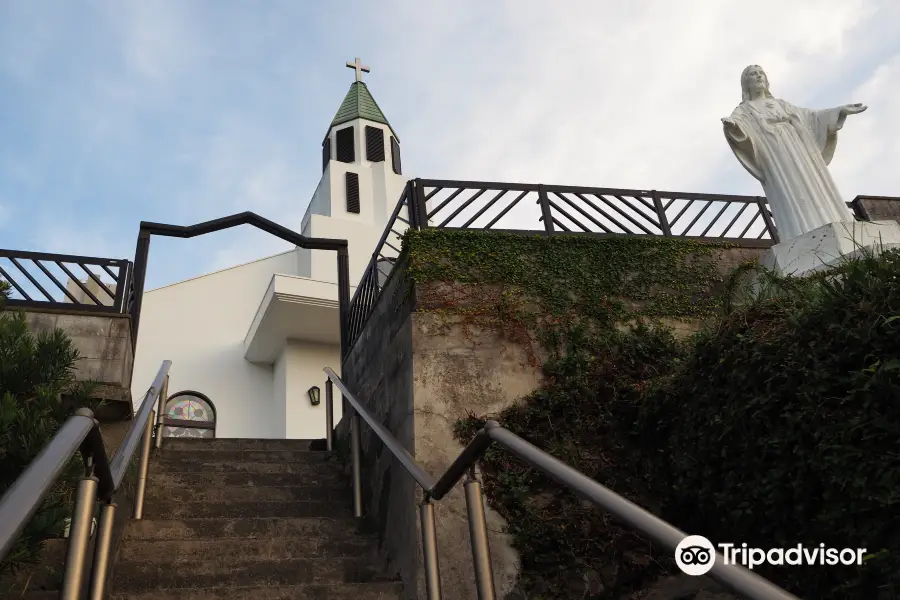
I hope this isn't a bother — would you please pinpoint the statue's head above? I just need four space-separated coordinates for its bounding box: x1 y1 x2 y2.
741 65 773 101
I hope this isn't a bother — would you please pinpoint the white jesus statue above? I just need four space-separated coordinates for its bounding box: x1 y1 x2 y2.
722 65 867 241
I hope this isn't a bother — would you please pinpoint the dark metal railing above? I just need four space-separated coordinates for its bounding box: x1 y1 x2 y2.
345 184 415 347
0 249 133 314
323 367 798 600
344 178 789 357
419 180 781 241
0 360 171 600
130 212 350 352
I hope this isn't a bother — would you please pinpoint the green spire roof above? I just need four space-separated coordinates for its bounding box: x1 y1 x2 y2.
328 81 398 141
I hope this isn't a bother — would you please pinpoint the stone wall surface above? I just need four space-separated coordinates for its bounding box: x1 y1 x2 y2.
853 196 900 225
23 309 134 419
338 255 419 600
410 308 539 598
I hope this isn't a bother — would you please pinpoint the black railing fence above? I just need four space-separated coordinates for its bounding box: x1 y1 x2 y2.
346 184 415 347
0 249 132 314
345 178 797 356
419 180 781 240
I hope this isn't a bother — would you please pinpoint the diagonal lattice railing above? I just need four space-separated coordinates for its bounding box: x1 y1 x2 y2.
0 249 132 313
344 178 800 356
420 180 780 241
345 184 415 347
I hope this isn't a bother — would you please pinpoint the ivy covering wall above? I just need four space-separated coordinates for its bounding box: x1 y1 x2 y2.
405 229 897 599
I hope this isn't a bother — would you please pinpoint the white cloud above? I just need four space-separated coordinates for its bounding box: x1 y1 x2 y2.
831 53 900 196
376 0 892 193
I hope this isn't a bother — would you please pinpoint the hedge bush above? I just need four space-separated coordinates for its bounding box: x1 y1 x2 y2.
429 228 899 599
0 282 86 576
639 251 900 598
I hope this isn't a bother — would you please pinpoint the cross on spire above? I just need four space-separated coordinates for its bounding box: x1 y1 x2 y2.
346 57 370 83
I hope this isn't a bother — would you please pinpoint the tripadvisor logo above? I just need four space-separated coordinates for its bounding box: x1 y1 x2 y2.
675 535 868 575
676 535 716 576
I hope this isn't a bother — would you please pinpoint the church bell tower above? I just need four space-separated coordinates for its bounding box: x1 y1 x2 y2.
300 58 407 285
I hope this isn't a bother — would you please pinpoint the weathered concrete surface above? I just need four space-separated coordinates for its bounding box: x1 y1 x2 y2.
22 309 134 419
852 196 900 225
338 255 419 600
108 439 401 599
411 311 539 598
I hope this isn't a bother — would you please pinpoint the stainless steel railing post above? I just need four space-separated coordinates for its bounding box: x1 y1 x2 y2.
465 469 496 600
59 475 99 600
350 410 362 518
420 500 443 600
154 375 168 449
325 379 334 452
132 409 155 519
87 501 117 600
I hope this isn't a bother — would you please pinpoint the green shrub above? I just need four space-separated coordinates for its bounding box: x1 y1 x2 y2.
438 227 900 599
0 282 86 575
639 250 900 598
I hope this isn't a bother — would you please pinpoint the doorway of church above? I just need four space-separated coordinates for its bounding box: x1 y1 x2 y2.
162 391 217 439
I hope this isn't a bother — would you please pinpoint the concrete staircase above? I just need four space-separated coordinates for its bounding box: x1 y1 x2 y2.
108 438 401 599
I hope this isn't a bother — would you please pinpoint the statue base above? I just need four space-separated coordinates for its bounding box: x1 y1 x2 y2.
761 220 900 277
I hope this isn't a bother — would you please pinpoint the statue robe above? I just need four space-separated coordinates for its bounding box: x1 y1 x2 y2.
723 98 853 241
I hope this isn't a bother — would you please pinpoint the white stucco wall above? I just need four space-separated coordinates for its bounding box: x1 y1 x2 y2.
278 340 343 439
131 251 298 439
303 214 385 285
273 350 287 438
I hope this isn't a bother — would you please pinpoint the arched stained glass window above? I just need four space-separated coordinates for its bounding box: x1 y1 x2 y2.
162 391 216 439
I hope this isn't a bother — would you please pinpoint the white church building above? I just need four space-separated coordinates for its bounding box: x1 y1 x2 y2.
130 61 406 440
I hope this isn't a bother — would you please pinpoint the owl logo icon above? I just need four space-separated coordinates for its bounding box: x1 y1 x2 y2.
675 535 716 576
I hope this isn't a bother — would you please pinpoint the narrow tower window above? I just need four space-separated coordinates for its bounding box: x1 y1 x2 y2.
322 137 331 172
346 172 360 214
365 126 385 162
391 136 401 175
336 126 355 163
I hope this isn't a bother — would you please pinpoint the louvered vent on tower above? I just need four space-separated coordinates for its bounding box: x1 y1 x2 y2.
346 172 360 214
322 137 331 172
390 136 401 175
365 126 385 162
336 126 355 163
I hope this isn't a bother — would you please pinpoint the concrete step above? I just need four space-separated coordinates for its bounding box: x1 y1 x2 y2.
151 459 339 475
147 470 345 488
155 449 334 463
109 582 403 599
112 557 391 590
119 536 377 563
142 498 351 519
144 484 350 504
123 517 367 541
162 438 327 452
152 448 338 464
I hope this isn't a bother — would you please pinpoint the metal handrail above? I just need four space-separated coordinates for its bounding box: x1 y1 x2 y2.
0 360 171 599
323 367 798 600
0 411 99 559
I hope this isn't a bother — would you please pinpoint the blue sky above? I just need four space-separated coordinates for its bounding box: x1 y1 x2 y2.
2 0 900 291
